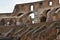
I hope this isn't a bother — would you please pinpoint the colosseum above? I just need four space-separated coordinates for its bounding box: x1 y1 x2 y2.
0 0 60 40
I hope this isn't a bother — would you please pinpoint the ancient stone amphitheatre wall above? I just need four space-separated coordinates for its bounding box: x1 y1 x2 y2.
0 0 60 40
12 0 60 23
0 0 60 25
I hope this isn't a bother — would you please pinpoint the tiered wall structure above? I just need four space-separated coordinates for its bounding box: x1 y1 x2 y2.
0 0 60 40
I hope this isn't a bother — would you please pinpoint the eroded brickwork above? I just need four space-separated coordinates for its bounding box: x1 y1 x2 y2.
0 0 60 40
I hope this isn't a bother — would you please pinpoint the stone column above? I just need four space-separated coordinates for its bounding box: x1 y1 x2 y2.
5 18 10 26
16 18 20 26
46 8 54 22
34 11 40 23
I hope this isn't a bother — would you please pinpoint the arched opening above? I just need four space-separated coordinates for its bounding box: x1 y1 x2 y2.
59 0 60 4
48 0 53 6
29 12 35 24
44 9 51 16
40 16 46 22
55 7 60 14
30 5 34 11
0 19 5 25
39 2 43 8
55 7 60 12
17 13 23 16
39 2 43 5
46 9 51 14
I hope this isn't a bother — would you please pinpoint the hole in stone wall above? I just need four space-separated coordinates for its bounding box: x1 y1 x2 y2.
39 2 43 8
39 2 43 5
30 5 34 11
17 13 23 16
40 16 46 22
59 0 60 4
49 1 53 6
56 8 59 10
45 9 51 15
57 28 60 35
29 13 35 24
46 9 51 13
55 7 60 11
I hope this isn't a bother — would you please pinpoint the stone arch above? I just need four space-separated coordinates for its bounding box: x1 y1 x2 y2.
59 0 60 4
19 11 34 24
40 9 51 22
17 13 23 16
42 9 51 17
55 7 60 11
46 8 60 22
49 8 60 22
46 9 54 22
55 7 60 13
46 9 51 13
28 12 35 24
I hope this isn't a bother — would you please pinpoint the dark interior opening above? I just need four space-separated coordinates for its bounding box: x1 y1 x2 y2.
17 13 23 16
56 27 60 35
55 7 60 11
39 2 43 5
0 19 5 25
58 31 60 35
40 16 46 22
46 9 51 14
9 19 13 25
45 9 51 16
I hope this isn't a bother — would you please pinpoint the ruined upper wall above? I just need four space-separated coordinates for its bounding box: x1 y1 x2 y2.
13 3 31 15
12 0 60 16
41 0 59 8
12 1 44 16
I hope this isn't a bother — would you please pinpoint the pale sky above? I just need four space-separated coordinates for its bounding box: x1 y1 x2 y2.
0 0 43 13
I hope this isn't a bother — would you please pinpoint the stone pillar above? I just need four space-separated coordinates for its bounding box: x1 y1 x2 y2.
52 15 57 22
57 12 60 21
46 10 52 22
46 8 54 22
5 18 10 26
27 16 32 24
34 11 40 23
16 18 20 25
34 9 46 23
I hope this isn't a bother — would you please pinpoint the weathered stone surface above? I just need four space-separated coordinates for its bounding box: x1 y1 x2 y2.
0 0 60 40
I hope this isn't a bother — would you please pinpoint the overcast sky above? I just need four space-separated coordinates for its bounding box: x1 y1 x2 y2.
0 0 43 13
